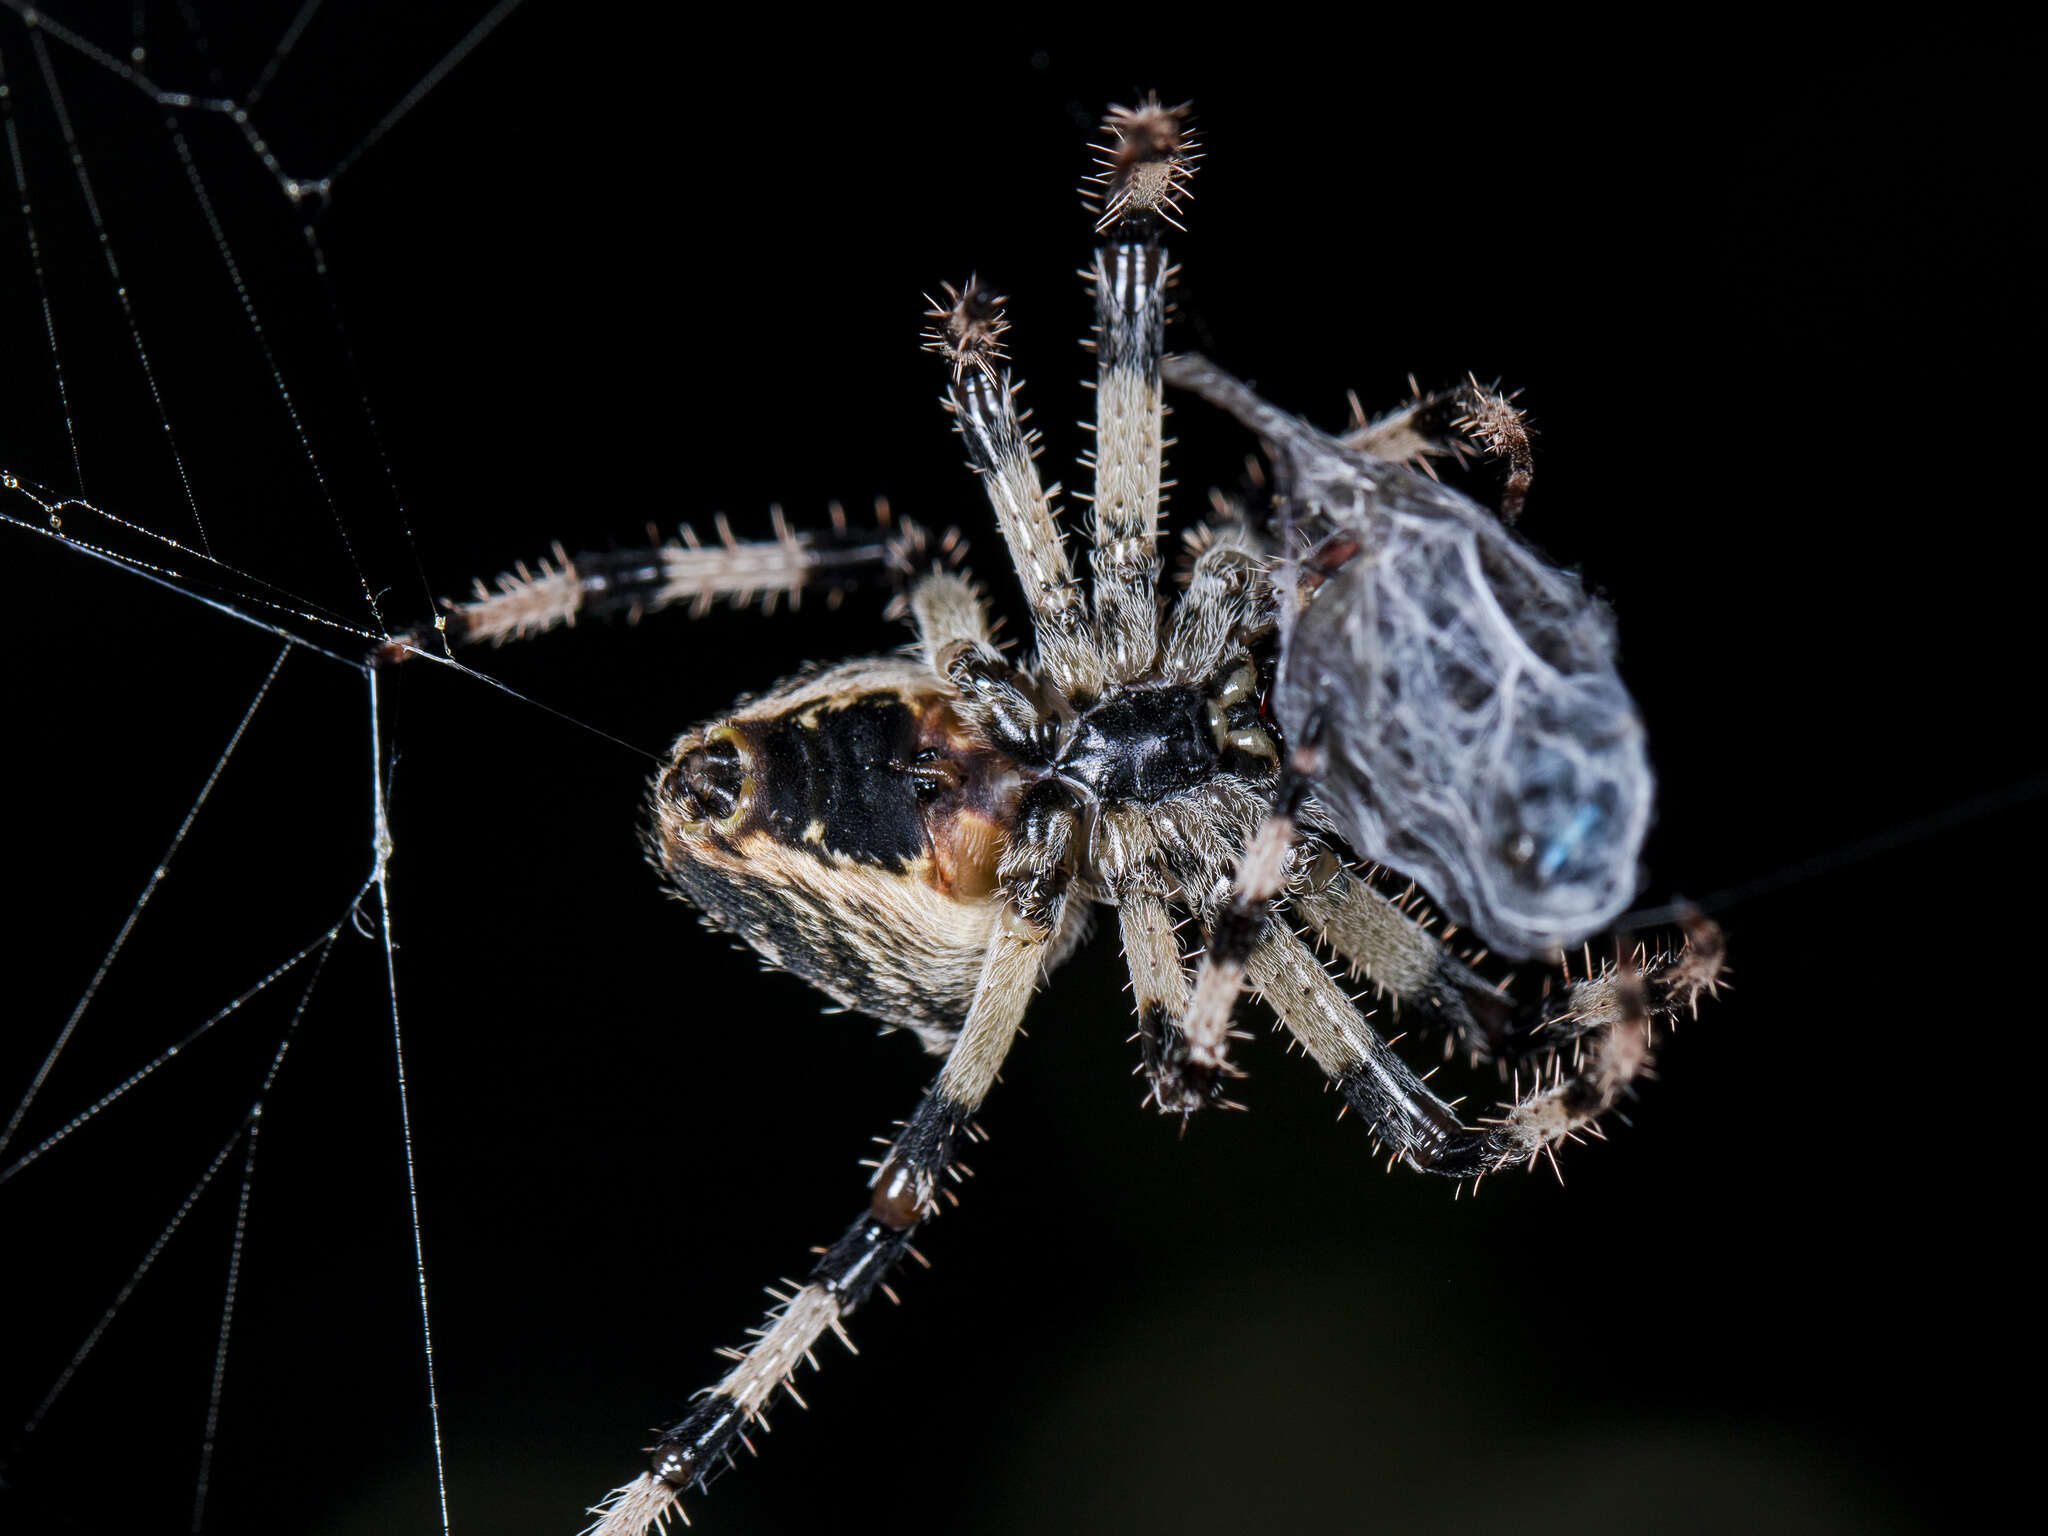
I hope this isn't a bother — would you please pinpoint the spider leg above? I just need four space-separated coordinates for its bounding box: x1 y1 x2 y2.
1250 917 1723 1178
1453 378 1534 524
902 564 993 675
1149 517 1287 1113
374 502 910 661
1294 864 1543 1065
929 289 1101 702
1091 801 1209 1114
896 549 1046 757
1339 375 1534 522
1161 518 1269 686
1175 737 1320 1093
1081 96 1199 685
1119 889 1253 1117
587 908 1058 1536
1298 866 1723 1074
1083 226 1170 682
1340 380 1469 469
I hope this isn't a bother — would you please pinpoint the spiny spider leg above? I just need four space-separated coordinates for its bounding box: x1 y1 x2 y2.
1295 866 1557 1067
601 552 1086 1530
1116 516 1279 1114
1119 889 1200 1110
1337 376 1534 527
1084 211 1171 682
1083 96 1271 1116
587 894 1063 1536
1162 519 1269 685
373 501 911 662
1087 805 1216 1114
903 562 997 674
1251 915 1723 1178
1341 380 1470 469
1171 734 1320 1103
1453 379 1535 524
933 308 1100 701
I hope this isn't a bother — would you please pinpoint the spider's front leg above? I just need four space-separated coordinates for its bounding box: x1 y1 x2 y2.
1083 189 1172 684
931 296 1101 702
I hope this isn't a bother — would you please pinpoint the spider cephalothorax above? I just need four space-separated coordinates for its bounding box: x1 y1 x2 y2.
379 93 1723 1536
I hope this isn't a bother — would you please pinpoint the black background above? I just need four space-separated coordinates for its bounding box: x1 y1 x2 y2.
1 7 2035 1535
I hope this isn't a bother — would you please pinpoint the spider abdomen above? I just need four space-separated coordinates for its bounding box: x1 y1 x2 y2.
648 657 1022 1049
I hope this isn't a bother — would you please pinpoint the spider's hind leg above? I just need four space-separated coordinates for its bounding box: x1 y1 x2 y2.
586 897 1062 1536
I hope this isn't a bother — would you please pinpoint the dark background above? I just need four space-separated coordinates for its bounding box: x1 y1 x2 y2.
1 7 2034 1534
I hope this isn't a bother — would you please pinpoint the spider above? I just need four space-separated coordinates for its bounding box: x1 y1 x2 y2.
375 96 1723 1534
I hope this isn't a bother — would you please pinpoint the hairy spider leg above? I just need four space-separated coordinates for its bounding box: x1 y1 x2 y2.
372 500 912 663
1168 737 1318 1100
1294 866 1538 1064
585 915 1057 1536
940 351 1100 701
1339 375 1535 525
1252 909 1722 1178
1083 232 1170 683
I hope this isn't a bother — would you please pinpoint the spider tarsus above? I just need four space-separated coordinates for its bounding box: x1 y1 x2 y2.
1453 378 1535 524
1084 94 1199 234
922 276 1010 381
1136 1002 1231 1115
1668 903 1728 1013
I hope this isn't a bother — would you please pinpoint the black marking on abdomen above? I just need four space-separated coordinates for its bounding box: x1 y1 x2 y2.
749 694 926 867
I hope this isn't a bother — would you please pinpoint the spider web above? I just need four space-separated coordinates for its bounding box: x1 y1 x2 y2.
1 12 2032 1536
0 6 867 1531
